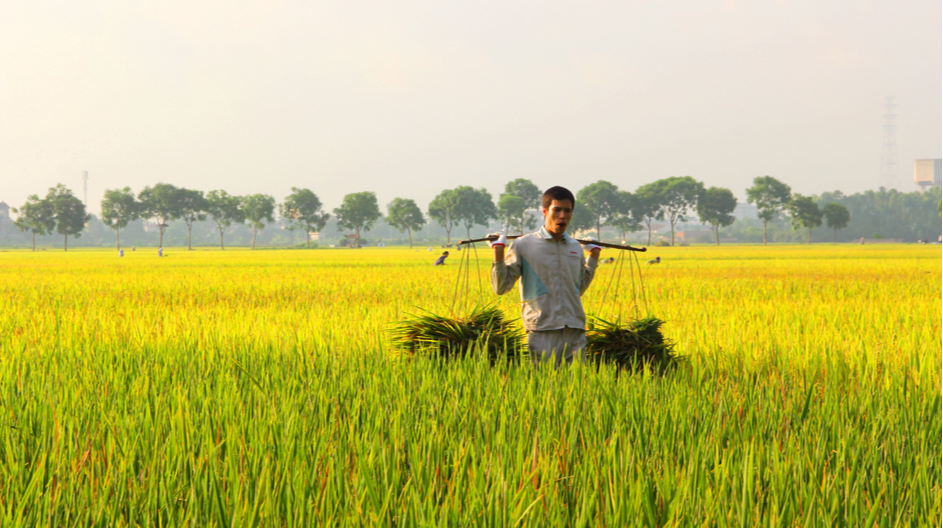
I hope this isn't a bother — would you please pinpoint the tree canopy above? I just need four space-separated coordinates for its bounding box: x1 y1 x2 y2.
242 194 276 249
787 194 823 244
386 198 425 248
13 194 55 251
822 202 850 243
746 176 792 245
577 180 622 240
335 191 381 247
696 186 737 245
101 187 140 249
283 187 330 248
138 183 184 248
46 184 89 251
206 190 245 250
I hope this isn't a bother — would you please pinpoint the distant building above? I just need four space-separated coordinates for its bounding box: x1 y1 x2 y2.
914 159 942 191
732 202 757 219
0 201 9 220
674 229 713 243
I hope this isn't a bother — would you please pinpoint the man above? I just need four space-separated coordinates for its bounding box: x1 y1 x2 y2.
433 251 449 266
490 186 602 368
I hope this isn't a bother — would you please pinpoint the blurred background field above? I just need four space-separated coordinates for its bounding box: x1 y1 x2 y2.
0 245 939 526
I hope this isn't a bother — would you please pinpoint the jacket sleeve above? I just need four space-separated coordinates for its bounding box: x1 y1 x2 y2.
579 255 598 296
491 241 523 295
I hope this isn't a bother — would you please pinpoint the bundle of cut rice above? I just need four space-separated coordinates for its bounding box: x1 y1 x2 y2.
390 304 523 363
585 315 678 373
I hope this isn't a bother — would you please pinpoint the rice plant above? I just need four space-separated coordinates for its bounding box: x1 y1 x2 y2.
585 314 678 372
390 304 523 362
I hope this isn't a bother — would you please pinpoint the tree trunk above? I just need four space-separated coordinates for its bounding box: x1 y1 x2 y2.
596 220 602 241
669 221 675 246
252 228 257 249
116 228 120 250
763 221 768 245
64 234 68 251
355 228 361 248
305 230 310 248
220 229 225 250
187 225 192 250
407 228 413 248
808 226 812 245
159 228 164 249
519 219 524 236
445 227 451 245
834 228 837 244
646 222 652 246
32 232 36 251
715 225 720 246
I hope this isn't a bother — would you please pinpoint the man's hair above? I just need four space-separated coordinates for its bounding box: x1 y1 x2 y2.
542 186 576 209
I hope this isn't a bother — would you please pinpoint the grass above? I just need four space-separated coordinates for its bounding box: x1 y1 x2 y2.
0 245 939 526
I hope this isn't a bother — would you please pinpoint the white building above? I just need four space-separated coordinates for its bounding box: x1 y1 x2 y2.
914 159 942 191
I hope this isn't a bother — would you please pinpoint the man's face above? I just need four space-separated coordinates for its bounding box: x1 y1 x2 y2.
542 199 574 235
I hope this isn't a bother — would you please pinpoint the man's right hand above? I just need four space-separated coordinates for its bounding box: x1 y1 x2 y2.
487 231 507 248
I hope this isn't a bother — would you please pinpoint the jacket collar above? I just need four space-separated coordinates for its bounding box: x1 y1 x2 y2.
538 225 572 243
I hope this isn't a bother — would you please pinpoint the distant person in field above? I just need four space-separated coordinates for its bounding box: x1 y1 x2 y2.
158 247 163 257
489 186 601 369
433 251 449 266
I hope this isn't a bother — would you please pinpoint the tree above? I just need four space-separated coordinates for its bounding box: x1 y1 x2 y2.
278 201 301 245
497 194 527 233
100 187 140 250
334 191 381 248
610 190 642 242
633 184 663 246
577 180 621 240
242 194 276 250
648 176 704 246
206 190 245 250
282 187 330 248
822 202 850 244
13 195 55 251
139 183 183 248
746 176 792 245
428 189 461 245
177 188 208 251
387 198 425 248
787 194 823 244
454 186 496 239
46 184 89 251
696 186 738 245
503 178 542 233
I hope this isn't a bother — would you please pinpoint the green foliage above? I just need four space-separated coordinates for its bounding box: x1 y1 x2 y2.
497 194 527 233
101 187 140 249
386 198 426 248
453 186 496 239
206 190 245 250
696 186 737 245
242 194 276 249
586 315 677 373
787 194 823 244
746 176 792 244
45 184 89 250
822 202 850 242
428 189 461 244
177 188 209 250
390 305 523 363
335 191 382 246
282 187 330 248
633 184 663 246
13 194 55 250
644 176 704 246
577 180 621 240
503 178 542 211
138 182 184 247
610 190 642 240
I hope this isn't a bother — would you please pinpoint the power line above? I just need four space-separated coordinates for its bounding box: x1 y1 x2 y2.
880 97 899 190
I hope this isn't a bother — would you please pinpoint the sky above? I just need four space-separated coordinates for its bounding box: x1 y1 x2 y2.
1 0 940 215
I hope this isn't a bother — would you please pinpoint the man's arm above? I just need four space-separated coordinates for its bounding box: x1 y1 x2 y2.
491 240 522 295
579 242 601 296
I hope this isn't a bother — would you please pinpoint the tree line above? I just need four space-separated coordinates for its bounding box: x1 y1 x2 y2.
15 175 918 251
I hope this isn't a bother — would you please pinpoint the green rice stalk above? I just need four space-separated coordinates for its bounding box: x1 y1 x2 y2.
390 304 524 363
585 315 678 373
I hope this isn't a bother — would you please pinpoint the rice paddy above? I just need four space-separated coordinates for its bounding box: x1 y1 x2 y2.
0 244 939 526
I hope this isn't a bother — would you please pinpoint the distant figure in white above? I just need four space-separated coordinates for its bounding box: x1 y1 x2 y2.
158 247 163 258
646 256 660 265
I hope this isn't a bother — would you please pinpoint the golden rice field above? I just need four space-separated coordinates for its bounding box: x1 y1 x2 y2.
0 244 939 526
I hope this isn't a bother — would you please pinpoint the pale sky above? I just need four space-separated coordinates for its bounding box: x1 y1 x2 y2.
1 0 940 215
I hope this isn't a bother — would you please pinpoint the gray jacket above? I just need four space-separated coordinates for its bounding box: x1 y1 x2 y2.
491 227 598 331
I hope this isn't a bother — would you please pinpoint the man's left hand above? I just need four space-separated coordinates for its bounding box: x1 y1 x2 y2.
582 237 602 259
